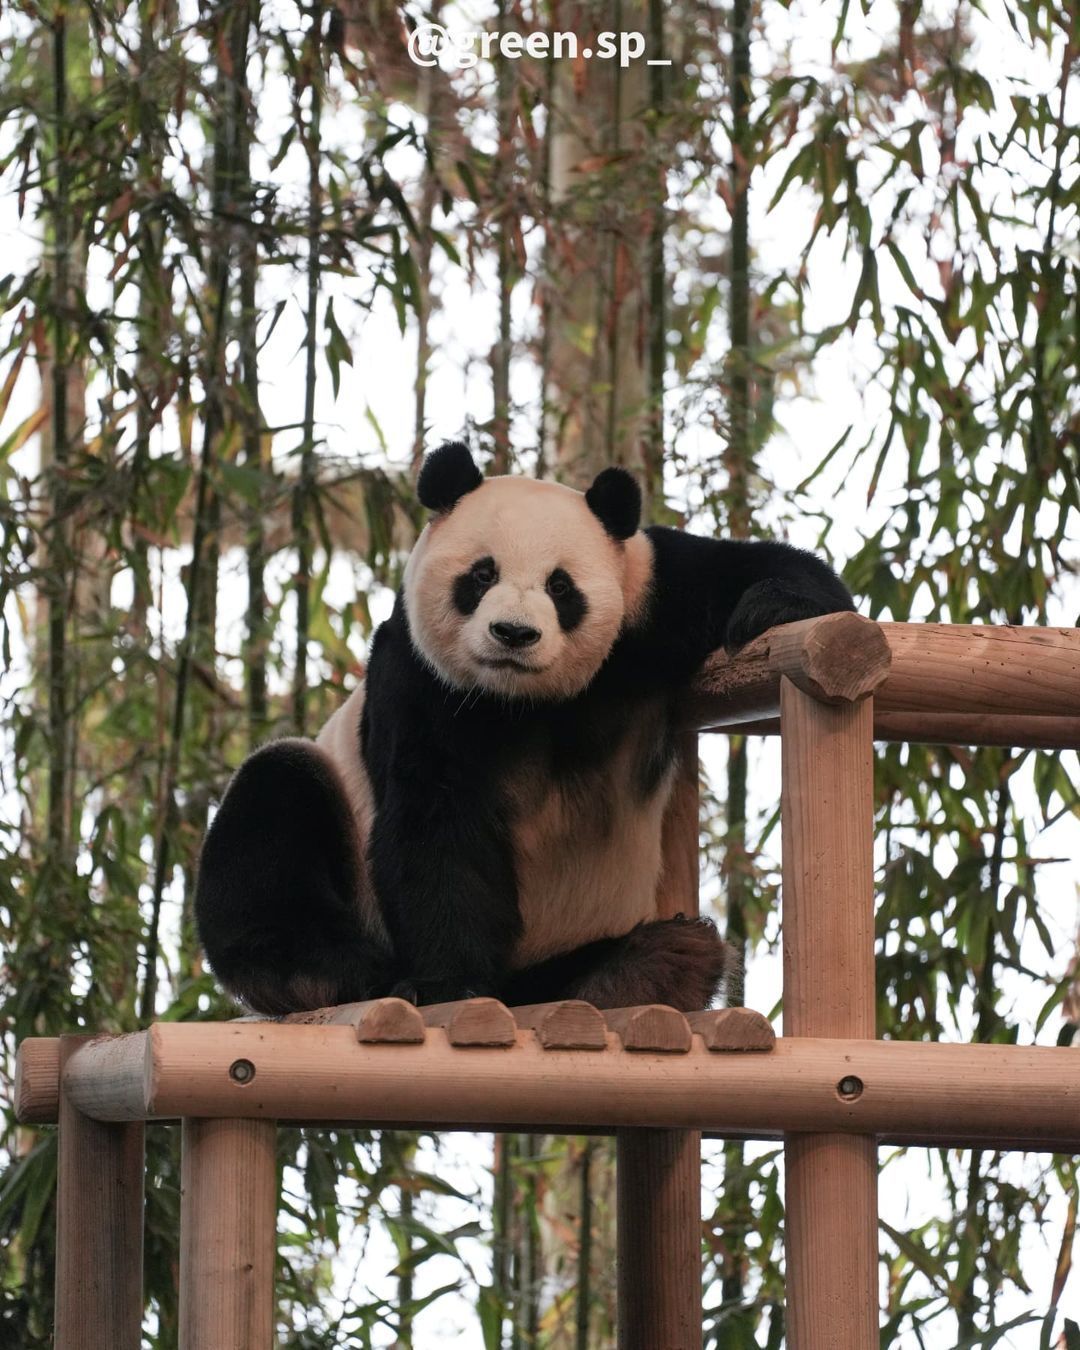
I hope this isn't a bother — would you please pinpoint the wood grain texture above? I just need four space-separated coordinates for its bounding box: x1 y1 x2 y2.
780 678 878 1350
698 710 1080 750
281 997 425 1043
617 1128 702 1350
689 621 1080 731
55 1036 144 1350
877 622 1080 716
420 997 516 1046
511 1001 607 1049
688 1008 775 1052
685 613 890 728
604 1005 693 1053
619 730 702 1350
58 1024 1080 1146
785 1134 879 1347
15 1036 59 1124
179 1117 277 1350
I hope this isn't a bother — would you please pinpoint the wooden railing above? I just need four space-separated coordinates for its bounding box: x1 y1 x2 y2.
15 618 1080 1350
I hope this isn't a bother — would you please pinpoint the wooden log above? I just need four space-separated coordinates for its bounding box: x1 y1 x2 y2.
877 622 1080 717
619 729 703 1350
59 1024 1080 1146
15 1036 60 1124
872 710 1080 750
511 1001 608 1049
690 622 1080 731
780 679 878 1350
180 1117 277 1350
688 1007 775 1052
604 1005 692 1053
55 1036 144 1350
684 613 891 727
617 1128 701 1350
698 710 1080 750
282 997 426 1043
419 997 516 1046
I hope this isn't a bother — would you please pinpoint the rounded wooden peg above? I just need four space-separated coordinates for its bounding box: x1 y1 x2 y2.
687 1008 775 1052
603 1005 692 1053
511 1001 607 1049
354 998 426 1044
420 998 516 1047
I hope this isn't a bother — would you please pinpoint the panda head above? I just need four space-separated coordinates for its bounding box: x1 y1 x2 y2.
403 442 651 700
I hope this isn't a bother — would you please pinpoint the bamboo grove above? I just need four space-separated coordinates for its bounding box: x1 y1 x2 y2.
1 0 1078 1345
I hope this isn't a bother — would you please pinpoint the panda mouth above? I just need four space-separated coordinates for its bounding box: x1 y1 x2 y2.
478 657 548 674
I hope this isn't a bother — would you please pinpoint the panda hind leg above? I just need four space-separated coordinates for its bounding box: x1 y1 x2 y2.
194 738 393 1016
501 916 731 1014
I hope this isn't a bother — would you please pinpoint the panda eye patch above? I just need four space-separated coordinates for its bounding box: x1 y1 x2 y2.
546 568 587 632
452 556 498 616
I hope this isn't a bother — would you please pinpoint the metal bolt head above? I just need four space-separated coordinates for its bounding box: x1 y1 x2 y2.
229 1058 256 1085
837 1074 863 1101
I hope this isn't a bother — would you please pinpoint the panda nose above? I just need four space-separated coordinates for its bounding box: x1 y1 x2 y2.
490 621 541 649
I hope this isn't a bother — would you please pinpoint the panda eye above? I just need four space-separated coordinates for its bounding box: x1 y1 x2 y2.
546 572 570 598
471 558 498 588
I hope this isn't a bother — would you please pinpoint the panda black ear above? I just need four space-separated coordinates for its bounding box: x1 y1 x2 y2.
417 441 483 512
585 467 641 540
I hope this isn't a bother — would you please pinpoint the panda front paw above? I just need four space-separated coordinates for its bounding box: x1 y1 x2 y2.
390 978 484 1007
724 577 852 653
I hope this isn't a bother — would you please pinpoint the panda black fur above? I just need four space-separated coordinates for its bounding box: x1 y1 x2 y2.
195 442 855 1015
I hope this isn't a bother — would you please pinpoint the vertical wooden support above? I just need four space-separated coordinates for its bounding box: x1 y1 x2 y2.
780 680 878 1349
55 1035 145 1350
180 1118 277 1350
617 731 702 1350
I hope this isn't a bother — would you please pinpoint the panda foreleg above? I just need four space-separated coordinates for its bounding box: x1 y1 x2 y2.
195 739 392 1015
637 528 856 673
367 784 523 1006
500 916 730 1014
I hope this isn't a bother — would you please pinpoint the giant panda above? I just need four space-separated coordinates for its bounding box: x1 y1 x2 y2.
195 442 855 1015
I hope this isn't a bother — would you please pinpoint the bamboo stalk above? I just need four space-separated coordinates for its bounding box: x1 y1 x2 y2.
292 0 323 736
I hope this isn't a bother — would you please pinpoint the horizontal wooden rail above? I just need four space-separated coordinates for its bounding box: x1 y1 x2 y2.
688 620 1080 745
20 1020 1080 1148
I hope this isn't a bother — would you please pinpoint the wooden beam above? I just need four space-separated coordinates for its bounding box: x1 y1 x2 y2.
58 1021 1080 1146
690 622 1080 731
619 729 702 1350
685 612 891 727
877 622 1080 717
55 1036 144 1350
617 1129 702 1350
699 710 1080 750
780 680 878 1349
180 1118 277 1350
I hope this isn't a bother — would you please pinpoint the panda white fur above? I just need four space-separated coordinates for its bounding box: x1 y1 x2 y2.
195 442 855 1014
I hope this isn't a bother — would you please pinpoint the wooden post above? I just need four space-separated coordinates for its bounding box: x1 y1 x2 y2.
780 679 878 1349
55 1035 145 1350
617 730 702 1350
180 1118 277 1350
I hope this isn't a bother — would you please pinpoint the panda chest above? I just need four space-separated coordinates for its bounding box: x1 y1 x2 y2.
504 701 677 967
